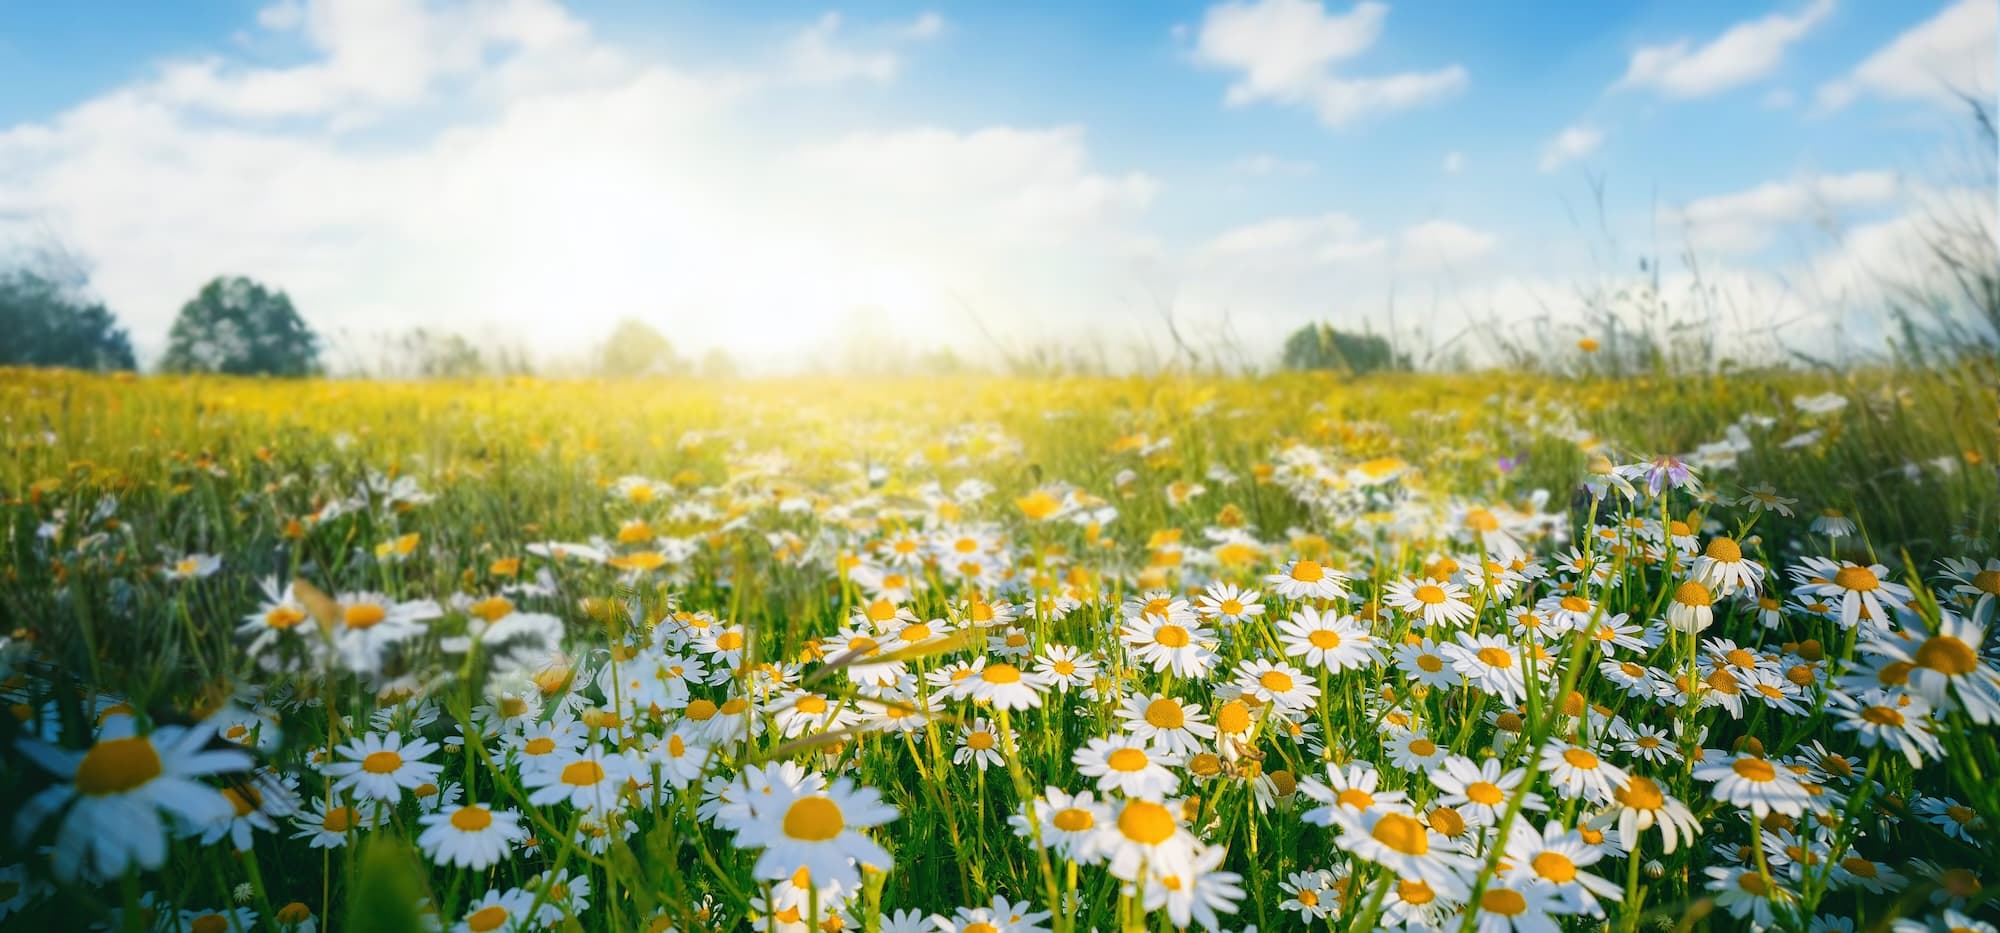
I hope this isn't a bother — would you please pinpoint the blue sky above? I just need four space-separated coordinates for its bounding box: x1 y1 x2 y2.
0 1 1991 368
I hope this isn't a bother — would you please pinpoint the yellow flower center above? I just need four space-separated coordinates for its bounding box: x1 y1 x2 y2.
1829 563 1881 592
1117 801 1176 844
1467 781 1504 805
1562 748 1599 770
1477 647 1513 668
983 663 1023 685
1429 805 1466 837
1370 812 1429 856
343 603 387 629
782 796 845 841
1290 560 1325 582
361 751 403 774
1144 698 1185 729
1216 701 1251 733
1673 581 1712 607
561 760 605 786
1732 757 1777 782
1533 851 1577 883
1107 748 1150 772
1153 625 1191 648
1259 670 1295 693
1861 706 1904 726
75 737 163 796
466 905 510 932
1412 584 1447 605
469 597 513 622
1915 636 1979 675
1053 807 1094 832
451 806 493 831
1481 888 1527 916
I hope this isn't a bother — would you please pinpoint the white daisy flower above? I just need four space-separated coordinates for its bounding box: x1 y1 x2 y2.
1275 607 1381 673
322 732 442 803
15 717 249 881
1072 736 1181 800
1115 693 1217 757
732 776 897 890
1265 558 1350 601
1692 752 1812 818
417 803 524 870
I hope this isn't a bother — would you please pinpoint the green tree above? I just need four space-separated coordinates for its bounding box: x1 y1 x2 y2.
160 277 320 376
596 318 680 376
385 328 488 378
0 269 137 371
1279 322 1406 374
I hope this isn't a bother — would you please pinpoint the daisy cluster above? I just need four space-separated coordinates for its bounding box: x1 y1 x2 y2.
0 374 1995 933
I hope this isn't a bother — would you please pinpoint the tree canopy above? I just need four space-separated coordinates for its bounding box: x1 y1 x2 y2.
1279 323 1407 375
0 269 137 371
596 318 681 377
160 276 321 376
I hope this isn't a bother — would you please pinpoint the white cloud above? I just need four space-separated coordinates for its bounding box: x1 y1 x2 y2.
1442 151 1464 173
1204 212 1384 261
788 126 1157 246
1538 125 1602 172
1192 0 1466 127
1814 0 1997 111
1229 153 1317 176
898 11 947 41
256 0 305 31
1664 170 1901 254
152 0 591 121
782 12 899 84
1201 214 1495 268
1618 0 1833 98
1400 220 1496 265
0 0 1155 368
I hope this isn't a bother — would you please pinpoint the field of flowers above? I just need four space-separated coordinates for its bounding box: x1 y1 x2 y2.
0 363 1996 933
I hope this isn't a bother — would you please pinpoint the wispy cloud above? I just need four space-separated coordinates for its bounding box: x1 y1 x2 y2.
1191 0 1466 127
1661 170 1901 254
1617 0 1833 98
1814 0 1996 111
1538 125 1602 173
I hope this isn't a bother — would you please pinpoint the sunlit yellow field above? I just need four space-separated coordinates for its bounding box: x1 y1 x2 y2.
1 363 1996 933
